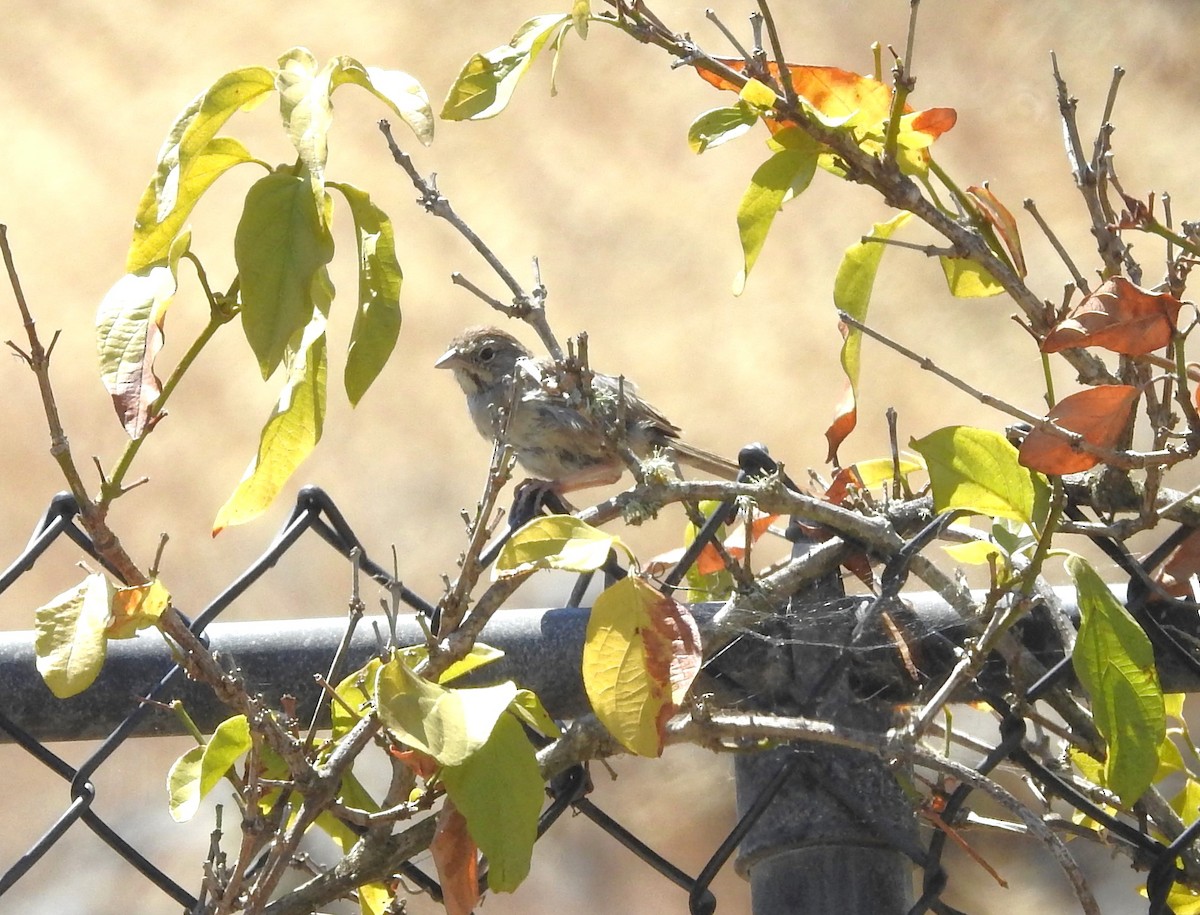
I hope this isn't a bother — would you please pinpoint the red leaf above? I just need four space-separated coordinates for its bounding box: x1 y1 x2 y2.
1042 277 1182 356
431 801 480 915
1018 385 1138 474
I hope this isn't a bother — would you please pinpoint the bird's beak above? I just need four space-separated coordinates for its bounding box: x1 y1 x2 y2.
434 347 460 369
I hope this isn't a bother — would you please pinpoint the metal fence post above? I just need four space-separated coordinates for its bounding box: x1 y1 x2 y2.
724 528 917 914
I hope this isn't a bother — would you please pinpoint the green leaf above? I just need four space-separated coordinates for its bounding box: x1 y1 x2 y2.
275 48 333 212
911 426 1042 524
213 301 328 532
1068 554 1164 805
440 712 542 891
441 14 572 121
329 182 402 405
687 104 757 154
570 0 591 38
97 231 190 438
509 688 562 739
493 515 633 580
332 656 384 738
824 211 913 461
34 573 113 698
733 130 819 295
939 255 1005 297
235 171 335 379
127 67 275 274
127 138 256 275
330 57 433 145
374 655 519 767
167 715 252 822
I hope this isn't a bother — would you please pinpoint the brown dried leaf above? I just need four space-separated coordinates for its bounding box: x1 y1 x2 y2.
1018 385 1138 474
1043 277 1182 356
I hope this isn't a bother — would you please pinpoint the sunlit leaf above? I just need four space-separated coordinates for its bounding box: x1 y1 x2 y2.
966 185 1025 278
167 714 252 822
733 128 819 294
1043 277 1182 356
943 539 1006 566
939 255 1005 298
374 655 518 767
912 426 1044 524
127 67 274 273
583 577 702 757
330 57 434 146
1018 385 1138 475
509 688 561 739
826 211 913 461
127 138 256 275
440 712 542 892
234 171 335 379
107 578 171 639
695 58 955 174
33 573 113 698
570 0 590 39
97 231 191 438
687 105 757 154
275 48 332 213
212 303 328 533
493 514 632 580
442 14 572 120
1068 554 1164 805
329 182 402 404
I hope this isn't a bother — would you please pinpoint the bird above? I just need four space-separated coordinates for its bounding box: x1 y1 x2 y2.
435 325 741 493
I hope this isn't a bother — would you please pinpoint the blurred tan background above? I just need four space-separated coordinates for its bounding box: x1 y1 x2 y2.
3 1 1199 912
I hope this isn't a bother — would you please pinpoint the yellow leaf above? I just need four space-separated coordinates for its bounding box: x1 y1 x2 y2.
493 515 632 580
582 577 702 757
213 305 327 533
34 573 113 698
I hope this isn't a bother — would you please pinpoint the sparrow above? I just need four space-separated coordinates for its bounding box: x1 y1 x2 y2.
435 326 740 493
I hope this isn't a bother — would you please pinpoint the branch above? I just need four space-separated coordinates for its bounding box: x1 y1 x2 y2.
378 120 564 362
838 310 1194 471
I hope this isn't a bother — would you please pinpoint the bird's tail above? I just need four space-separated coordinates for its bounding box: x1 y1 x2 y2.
666 440 741 480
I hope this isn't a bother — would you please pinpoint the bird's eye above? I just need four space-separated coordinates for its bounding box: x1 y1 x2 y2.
478 345 495 363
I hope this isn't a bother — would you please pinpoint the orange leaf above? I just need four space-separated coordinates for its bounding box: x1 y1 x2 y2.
966 185 1025 278
825 464 866 505
388 746 438 780
695 511 779 575
824 380 858 465
1042 277 1182 356
431 801 480 915
1018 385 1138 474
696 59 954 141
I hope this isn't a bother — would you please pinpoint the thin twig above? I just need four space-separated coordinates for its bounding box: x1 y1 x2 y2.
755 1 795 107
378 120 564 362
839 310 1194 471
1024 198 1088 292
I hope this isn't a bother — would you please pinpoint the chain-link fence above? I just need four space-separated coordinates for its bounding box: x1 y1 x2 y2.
5 485 1200 914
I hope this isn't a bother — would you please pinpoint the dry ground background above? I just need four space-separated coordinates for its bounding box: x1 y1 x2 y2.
2 1 1199 912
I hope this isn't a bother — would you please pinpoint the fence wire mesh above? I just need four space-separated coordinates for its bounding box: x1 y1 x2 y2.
4 483 1200 914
